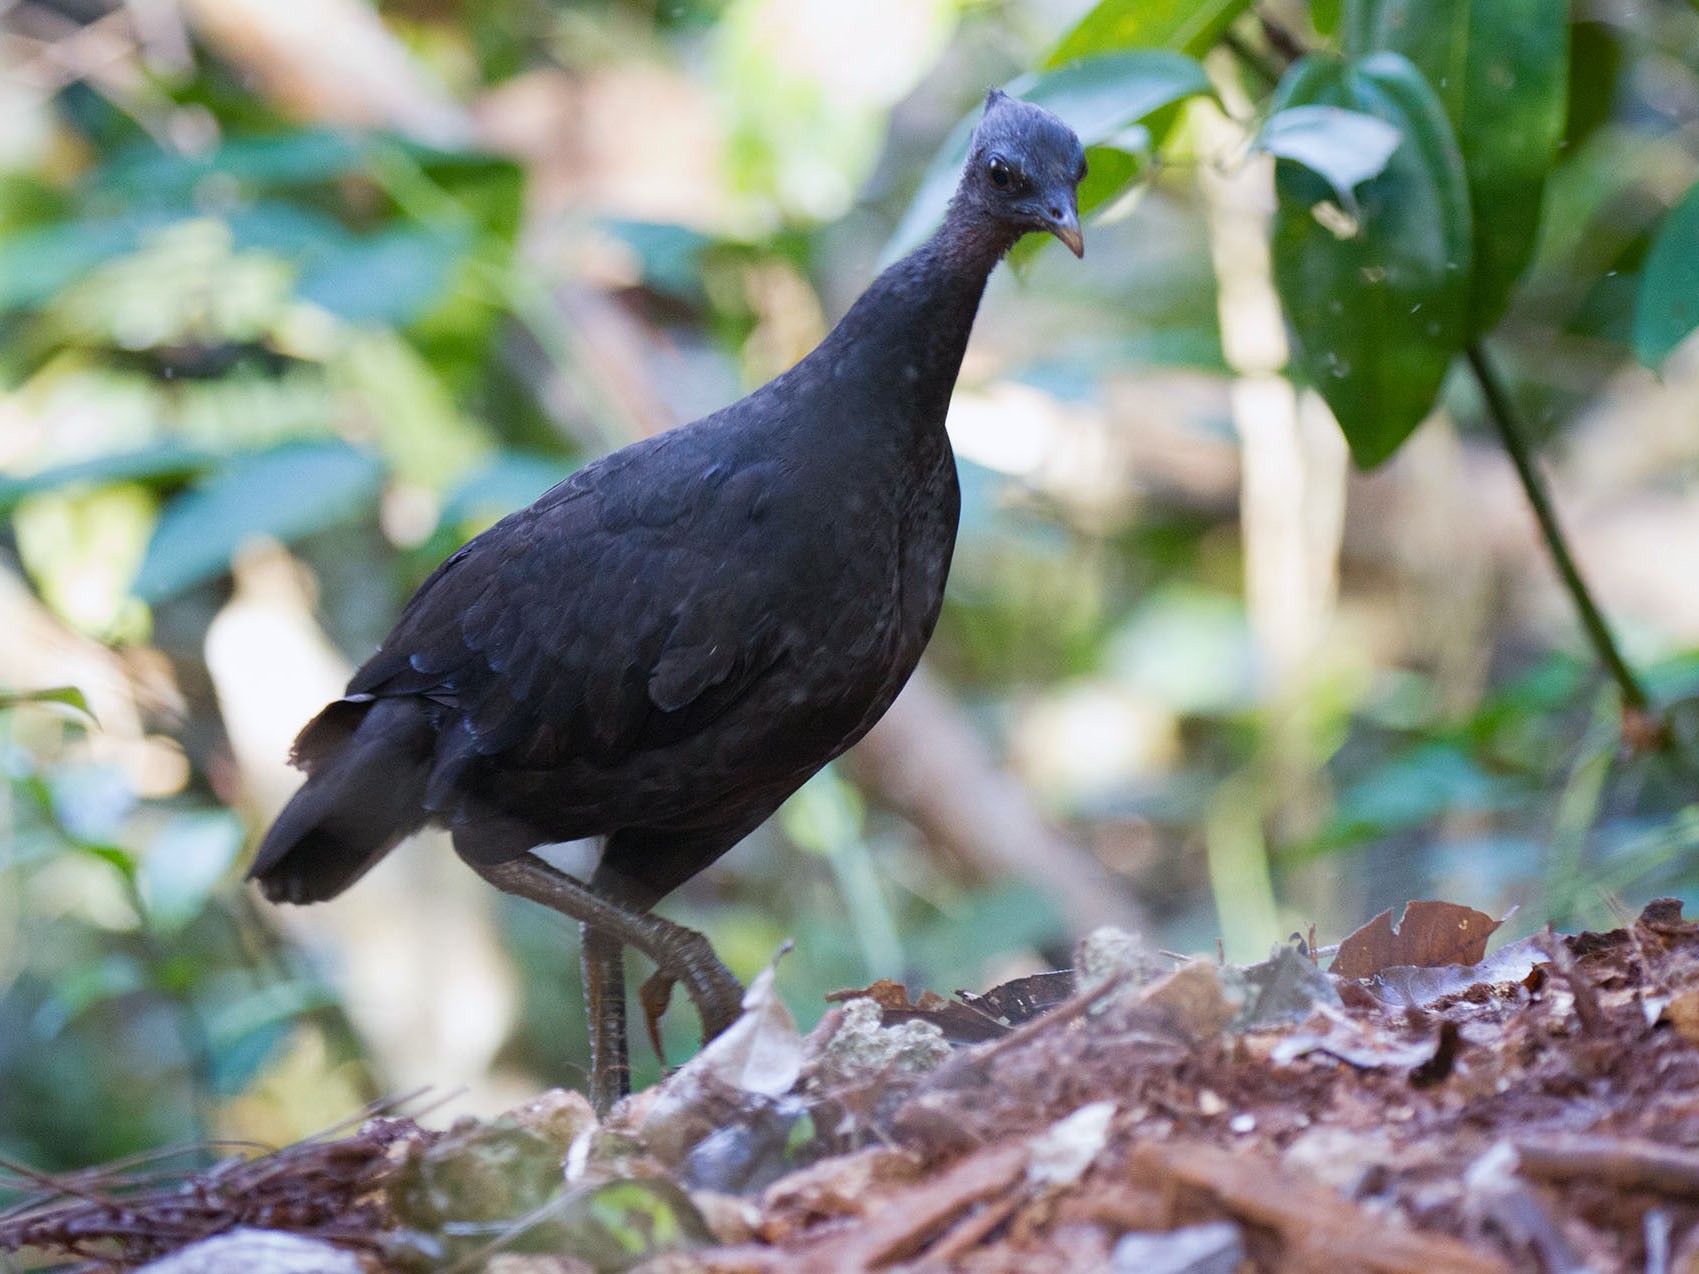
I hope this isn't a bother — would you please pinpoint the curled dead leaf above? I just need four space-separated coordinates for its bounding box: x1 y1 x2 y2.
1331 900 1506 980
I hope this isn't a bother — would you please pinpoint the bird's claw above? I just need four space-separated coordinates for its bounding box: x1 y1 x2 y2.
639 970 675 1065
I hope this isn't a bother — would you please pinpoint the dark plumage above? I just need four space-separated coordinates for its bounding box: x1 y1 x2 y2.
250 89 1087 1108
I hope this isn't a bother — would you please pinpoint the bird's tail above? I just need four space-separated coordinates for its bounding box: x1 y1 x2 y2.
248 696 434 904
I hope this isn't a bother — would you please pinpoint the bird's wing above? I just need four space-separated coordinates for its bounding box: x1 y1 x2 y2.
344 432 790 774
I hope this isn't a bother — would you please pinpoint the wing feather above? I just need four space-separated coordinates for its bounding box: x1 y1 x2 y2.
343 432 789 780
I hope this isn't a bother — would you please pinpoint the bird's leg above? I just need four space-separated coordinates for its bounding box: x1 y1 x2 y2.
580 923 629 1112
469 853 745 1066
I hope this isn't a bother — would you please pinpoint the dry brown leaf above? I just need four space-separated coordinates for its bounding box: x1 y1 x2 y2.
1270 1010 1451 1075
958 970 1076 1025
1663 987 1699 1045
1137 960 1235 1043
1331 900 1504 979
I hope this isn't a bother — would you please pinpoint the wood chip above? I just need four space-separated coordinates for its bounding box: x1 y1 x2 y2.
1143 1142 1513 1274
791 1142 1028 1272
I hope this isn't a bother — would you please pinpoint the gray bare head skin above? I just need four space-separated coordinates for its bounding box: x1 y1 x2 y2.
955 88 1088 257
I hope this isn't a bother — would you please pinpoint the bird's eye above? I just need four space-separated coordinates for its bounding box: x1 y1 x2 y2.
987 156 1013 189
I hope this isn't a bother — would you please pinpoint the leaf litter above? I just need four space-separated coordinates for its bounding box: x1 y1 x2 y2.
7 898 1699 1272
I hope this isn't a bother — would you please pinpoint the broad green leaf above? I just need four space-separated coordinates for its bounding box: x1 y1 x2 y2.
1270 53 1473 467
1564 22 1625 154
1047 0 1255 65
97 130 368 200
0 213 177 309
1349 0 1569 332
133 442 383 600
1255 106 1403 207
203 980 344 1095
1634 182 1699 367
0 442 221 515
0 686 94 720
884 51 1211 263
137 810 244 936
296 227 468 325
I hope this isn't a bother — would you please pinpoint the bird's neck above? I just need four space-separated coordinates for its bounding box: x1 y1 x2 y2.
812 213 1015 433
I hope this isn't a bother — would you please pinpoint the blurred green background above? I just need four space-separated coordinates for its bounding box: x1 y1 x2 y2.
3 0 1699 1174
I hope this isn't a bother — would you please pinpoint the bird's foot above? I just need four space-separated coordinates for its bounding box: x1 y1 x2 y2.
645 917 744 1046
470 853 744 1068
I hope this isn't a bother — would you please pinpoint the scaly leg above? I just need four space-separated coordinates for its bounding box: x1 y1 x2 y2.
580 922 629 1113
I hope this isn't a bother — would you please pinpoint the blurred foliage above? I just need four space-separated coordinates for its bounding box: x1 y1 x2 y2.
2 0 1699 1209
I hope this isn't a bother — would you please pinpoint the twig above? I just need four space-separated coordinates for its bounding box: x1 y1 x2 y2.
1465 343 1653 718
1538 928 1608 1038
1514 1135 1699 1199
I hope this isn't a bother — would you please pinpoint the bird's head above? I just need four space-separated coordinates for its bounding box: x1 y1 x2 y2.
957 88 1087 258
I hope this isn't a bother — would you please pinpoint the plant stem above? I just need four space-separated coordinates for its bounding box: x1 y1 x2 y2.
1222 31 1284 88
1465 342 1651 714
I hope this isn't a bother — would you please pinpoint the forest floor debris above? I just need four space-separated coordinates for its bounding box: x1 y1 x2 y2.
6 898 1699 1273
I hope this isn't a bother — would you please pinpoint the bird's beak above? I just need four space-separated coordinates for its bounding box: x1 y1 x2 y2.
1045 203 1084 258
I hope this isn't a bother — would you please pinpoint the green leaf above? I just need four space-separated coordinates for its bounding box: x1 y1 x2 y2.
1634 182 1699 367
1256 105 1403 207
33 955 148 1040
884 51 1211 263
138 810 244 935
578 1179 712 1267
0 213 177 309
1047 0 1255 64
133 442 383 600
0 442 222 515
1270 52 1473 467
1349 0 1569 332
96 130 369 200
203 980 343 1095
0 686 95 721
296 227 469 325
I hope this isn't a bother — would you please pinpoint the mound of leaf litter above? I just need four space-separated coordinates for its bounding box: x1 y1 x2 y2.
8 898 1699 1274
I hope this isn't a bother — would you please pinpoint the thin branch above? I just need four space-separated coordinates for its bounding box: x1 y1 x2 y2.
1465 342 1651 715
